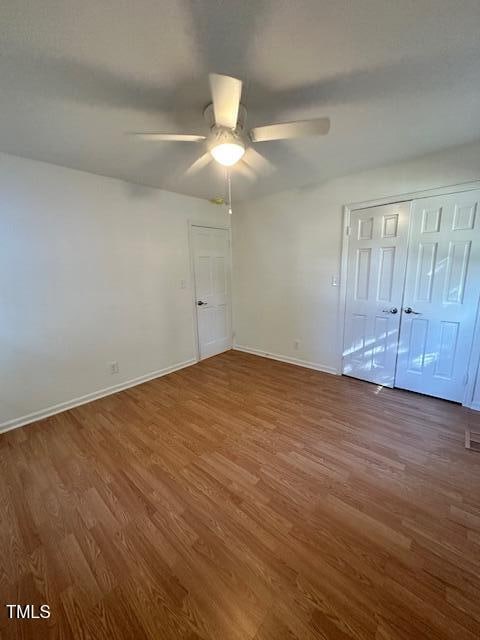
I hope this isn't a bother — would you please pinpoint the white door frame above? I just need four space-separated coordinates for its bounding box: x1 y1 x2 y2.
338 180 480 407
187 220 233 362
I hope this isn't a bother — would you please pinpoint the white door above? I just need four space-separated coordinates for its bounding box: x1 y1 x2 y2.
192 225 232 360
395 190 480 402
343 202 410 386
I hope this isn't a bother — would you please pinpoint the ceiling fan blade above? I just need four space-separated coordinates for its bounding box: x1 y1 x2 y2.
242 147 274 175
128 133 206 142
209 73 242 129
249 118 330 143
233 161 257 182
185 152 213 176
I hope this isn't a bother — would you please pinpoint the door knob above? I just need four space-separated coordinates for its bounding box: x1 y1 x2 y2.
404 307 421 314
197 300 207 306
382 307 398 314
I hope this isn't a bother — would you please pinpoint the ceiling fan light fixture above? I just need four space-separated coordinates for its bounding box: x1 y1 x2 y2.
210 142 245 166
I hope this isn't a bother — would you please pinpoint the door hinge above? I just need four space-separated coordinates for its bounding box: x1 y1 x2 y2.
463 373 469 386
346 225 351 236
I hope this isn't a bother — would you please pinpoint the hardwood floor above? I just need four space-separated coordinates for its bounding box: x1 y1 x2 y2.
1 350 480 640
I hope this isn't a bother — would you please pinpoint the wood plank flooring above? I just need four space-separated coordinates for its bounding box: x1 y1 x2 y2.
1 350 480 639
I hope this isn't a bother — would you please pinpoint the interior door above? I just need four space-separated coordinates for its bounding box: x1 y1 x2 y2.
192 225 232 360
343 202 410 386
395 190 480 402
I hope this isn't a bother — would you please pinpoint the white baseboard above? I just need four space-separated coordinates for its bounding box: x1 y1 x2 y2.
0 358 197 434
233 345 339 375
467 401 480 412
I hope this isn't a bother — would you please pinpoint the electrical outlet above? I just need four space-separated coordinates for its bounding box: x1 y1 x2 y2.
294 339 300 350
109 361 119 375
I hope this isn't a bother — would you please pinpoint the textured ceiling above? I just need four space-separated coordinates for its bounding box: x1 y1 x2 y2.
1 0 480 201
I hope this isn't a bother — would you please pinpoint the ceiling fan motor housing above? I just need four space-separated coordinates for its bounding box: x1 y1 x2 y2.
207 126 245 153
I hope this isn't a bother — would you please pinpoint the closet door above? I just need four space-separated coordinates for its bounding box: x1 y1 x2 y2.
343 202 410 386
395 190 480 402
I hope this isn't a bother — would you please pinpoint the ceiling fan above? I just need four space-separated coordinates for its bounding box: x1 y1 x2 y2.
129 74 330 176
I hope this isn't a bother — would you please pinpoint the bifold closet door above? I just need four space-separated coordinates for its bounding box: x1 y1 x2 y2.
343 202 410 386
395 190 480 402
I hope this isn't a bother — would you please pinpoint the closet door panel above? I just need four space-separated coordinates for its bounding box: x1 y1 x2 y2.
343 202 410 386
395 190 480 401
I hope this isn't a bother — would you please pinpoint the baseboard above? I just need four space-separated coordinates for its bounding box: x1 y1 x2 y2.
0 358 197 434
468 401 480 412
233 345 339 375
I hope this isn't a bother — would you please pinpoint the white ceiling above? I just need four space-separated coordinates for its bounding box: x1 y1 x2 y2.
1 0 479 201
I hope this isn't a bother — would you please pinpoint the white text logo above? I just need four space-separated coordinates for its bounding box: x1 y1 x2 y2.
5 605 51 620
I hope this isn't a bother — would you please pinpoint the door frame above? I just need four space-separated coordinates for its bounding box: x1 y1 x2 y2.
187 220 233 362
337 180 480 407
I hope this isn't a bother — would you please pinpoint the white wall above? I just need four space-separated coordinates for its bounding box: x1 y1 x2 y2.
0 153 229 429
232 141 480 384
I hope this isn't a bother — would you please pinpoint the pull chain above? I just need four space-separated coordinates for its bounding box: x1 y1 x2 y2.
225 169 233 215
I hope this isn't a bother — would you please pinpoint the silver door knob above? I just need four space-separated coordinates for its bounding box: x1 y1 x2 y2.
404 307 421 314
382 307 398 314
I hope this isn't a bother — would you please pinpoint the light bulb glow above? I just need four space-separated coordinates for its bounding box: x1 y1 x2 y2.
210 142 245 166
